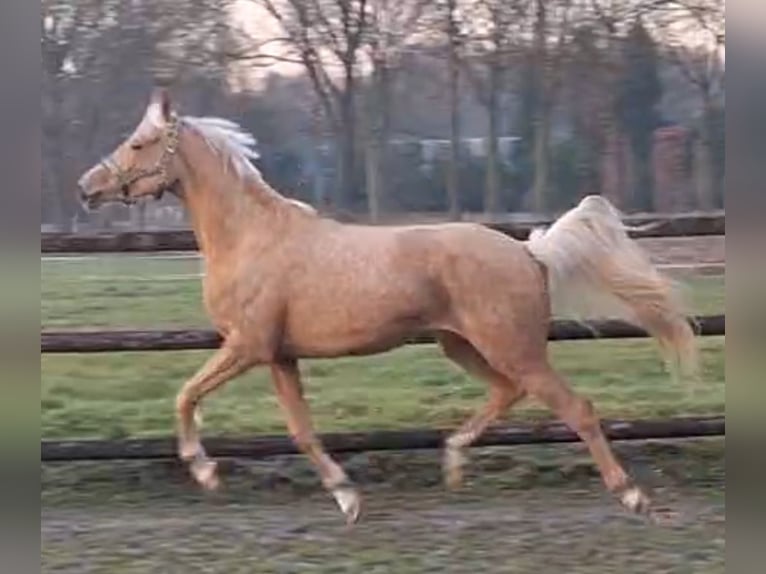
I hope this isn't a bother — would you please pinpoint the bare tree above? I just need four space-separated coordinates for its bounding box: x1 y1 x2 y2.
655 0 724 208
412 0 467 218
445 0 464 219
42 0 102 230
462 0 526 213
528 0 576 212
563 22 607 200
362 0 428 220
585 0 724 210
42 0 231 230
581 1 631 206
251 0 371 211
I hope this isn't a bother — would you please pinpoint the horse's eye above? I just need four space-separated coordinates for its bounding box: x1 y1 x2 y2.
130 142 144 151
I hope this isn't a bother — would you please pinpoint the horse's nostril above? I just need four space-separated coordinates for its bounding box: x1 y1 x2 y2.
79 185 99 205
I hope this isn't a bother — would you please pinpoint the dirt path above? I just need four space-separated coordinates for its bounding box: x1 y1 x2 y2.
42 483 724 574
639 236 725 265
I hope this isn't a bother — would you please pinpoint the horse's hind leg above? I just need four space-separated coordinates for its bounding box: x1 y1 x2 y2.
270 360 361 524
438 333 526 489
519 363 651 514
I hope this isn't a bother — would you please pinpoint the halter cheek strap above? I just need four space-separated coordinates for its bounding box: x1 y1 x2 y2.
100 113 181 203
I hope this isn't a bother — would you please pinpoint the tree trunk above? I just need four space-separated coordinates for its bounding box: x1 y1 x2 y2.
330 120 356 213
447 68 461 218
485 62 500 214
379 66 392 216
335 65 357 212
364 61 391 222
531 0 549 213
47 154 69 231
446 0 461 219
364 141 381 222
532 101 551 212
308 101 329 209
628 131 654 212
364 78 381 222
44 78 78 232
333 137 346 211
694 98 716 210
338 100 356 210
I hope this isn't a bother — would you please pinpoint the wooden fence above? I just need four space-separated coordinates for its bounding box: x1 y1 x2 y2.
41 212 725 253
42 415 724 462
40 314 725 462
41 315 724 353
40 217 726 461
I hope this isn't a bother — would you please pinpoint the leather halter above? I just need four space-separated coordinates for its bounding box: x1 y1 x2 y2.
99 113 181 203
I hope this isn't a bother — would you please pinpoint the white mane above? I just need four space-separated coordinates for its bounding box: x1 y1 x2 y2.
180 115 317 215
182 116 261 178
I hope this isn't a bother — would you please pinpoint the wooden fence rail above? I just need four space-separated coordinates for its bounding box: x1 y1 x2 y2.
41 415 724 462
41 212 725 253
41 315 724 353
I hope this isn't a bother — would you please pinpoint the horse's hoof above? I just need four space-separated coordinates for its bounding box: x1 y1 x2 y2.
444 447 466 490
445 469 463 491
201 472 220 492
618 485 651 515
333 486 362 525
192 459 219 491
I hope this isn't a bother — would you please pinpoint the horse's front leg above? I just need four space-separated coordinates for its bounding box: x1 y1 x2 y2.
270 360 362 524
175 338 255 490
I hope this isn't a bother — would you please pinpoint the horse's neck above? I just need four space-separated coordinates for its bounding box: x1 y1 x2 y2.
178 142 293 266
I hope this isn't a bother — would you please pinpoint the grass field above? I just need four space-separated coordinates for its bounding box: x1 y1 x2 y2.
41 255 725 440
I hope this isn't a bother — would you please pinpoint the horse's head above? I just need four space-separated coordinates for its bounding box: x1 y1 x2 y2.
78 88 182 209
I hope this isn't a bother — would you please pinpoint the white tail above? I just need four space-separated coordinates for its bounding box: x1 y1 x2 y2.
525 195 699 384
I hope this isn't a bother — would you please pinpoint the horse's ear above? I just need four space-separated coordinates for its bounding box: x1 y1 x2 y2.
147 88 173 126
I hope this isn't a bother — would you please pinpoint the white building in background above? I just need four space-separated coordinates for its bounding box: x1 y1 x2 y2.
310 136 521 172
300 135 522 206
407 136 521 174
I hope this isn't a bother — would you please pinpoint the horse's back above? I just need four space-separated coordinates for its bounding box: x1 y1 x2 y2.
279 218 547 357
279 221 447 355
310 218 540 297
392 221 550 342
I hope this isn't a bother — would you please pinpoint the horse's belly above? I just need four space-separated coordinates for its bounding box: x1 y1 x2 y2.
281 247 447 358
282 302 432 359
284 331 412 359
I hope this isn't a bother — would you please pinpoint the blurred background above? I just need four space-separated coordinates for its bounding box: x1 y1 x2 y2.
42 0 724 231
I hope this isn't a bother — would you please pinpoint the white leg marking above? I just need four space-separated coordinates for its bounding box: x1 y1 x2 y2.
332 486 362 524
445 431 474 488
621 486 650 512
191 458 219 491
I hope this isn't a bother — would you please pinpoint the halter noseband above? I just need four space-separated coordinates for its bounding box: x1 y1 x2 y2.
100 113 181 204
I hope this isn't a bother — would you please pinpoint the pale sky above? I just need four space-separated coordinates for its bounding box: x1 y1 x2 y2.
228 0 305 88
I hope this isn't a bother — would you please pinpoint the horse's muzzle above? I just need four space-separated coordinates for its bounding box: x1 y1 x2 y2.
79 187 107 211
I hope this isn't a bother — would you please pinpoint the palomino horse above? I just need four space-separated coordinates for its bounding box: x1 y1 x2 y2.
78 89 698 524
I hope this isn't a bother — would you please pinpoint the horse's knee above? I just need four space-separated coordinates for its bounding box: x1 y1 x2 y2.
569 396 600 438
175 389 196 419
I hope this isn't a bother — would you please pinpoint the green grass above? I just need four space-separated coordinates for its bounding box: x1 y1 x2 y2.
41 255 208 329
41 255 725 440
41 255 724 329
